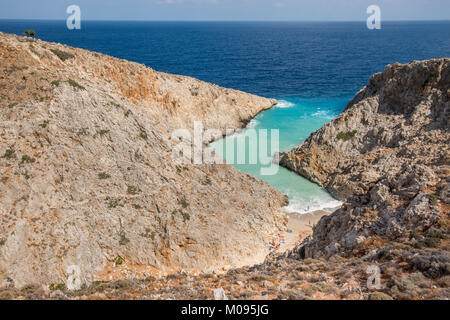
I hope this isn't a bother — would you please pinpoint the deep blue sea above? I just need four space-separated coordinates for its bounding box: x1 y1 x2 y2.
1 20 449 212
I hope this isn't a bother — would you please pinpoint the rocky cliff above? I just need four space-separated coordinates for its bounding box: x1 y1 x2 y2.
1 38 448 300
0 32 288 288
280 59 449 259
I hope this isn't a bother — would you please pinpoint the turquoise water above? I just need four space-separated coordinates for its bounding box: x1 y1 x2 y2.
211 97 348 213
2 21 448 212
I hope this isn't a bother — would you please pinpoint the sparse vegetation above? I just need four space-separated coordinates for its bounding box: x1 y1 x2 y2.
336 130 357 141
29 44 39 56
114 256 124 266
67 79 85 90
127 186 140 195
49 283 65 291
140 228 156 240
139 130 148 140
2 148 15 159
39 120 49 128
77 127 89 136
7 65 28 74
426 227 446 240
97 129 110 136
190 86 199 96
180 211 190 222
21 155 36 164
178 198 189 209
426 194 440 206
172 209 190 222
119 231 130 246
413 228 446 248
109 102 121 108
98 172 111 180
203 176 212 185
132 204 142 210
24 30 36 37
50 49 74 61
50 80 60 87
106 197 123 209
368 292 393 300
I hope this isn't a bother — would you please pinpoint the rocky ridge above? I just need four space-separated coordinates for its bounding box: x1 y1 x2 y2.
279 59 449 260
0 32 287 288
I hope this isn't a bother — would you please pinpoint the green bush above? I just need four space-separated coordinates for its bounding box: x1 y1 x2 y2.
179 198 189 209
368 292 393 300
98 172 111 179
426 194 440 206
1 148 14 159
39 120 49 128
50 49 74 61
140 228 156 240
67 79 85 90
414 228 446 248
24 30 36 37
336 130 357 141
172 209 190 222
127 186 140 195
49 283 65 291
97 129 110 136
21 155 36 164
139 130 148 140
114 256 124 265
119 231 129 245
107 198 123 209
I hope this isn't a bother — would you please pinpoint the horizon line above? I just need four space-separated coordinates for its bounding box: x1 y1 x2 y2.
0 18 449 23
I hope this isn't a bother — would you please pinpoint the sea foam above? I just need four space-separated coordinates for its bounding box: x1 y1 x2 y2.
311 109 337 120
275 100 295 108
283 197 342 214
246 119 260 129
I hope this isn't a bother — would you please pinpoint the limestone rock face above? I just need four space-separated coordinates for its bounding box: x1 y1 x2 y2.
0 32 287 288
280 59 449 258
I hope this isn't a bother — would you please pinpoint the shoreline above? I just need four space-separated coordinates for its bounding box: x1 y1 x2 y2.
275 206 341 253
208 98 343 255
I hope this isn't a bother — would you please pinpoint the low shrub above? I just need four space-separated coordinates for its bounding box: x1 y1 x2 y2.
336 130 357 141
50 49 74 61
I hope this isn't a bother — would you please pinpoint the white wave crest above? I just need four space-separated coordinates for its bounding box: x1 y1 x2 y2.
246 119 260 129
283 197 342 214
311 110 336 120
274 100 295 108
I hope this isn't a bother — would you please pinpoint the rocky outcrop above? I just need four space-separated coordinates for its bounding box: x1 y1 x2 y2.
4 240 449 300
280 59 449 259
0 32 287 288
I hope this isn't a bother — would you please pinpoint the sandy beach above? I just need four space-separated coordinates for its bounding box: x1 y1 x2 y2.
275 207 340 252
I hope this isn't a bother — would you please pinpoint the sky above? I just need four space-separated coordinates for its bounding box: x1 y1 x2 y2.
1 0 449 21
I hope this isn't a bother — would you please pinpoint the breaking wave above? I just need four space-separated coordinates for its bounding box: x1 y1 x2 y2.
274 100 295 108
